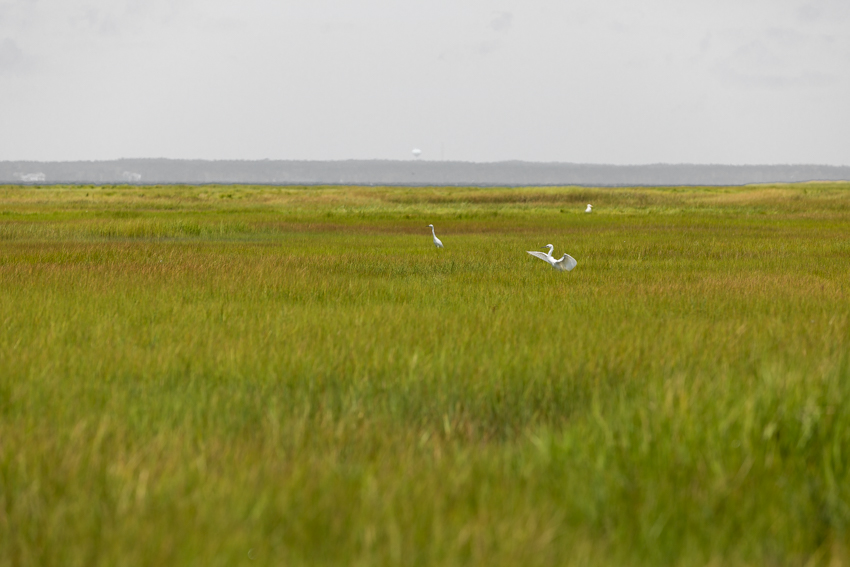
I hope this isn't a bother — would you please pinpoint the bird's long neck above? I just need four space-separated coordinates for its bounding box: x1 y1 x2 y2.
546 245 554 256
431 226 436 237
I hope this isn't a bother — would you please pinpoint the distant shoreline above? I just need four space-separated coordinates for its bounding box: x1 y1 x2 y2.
2 159 849 186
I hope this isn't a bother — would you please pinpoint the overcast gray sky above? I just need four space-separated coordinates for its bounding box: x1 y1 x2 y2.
1 0 848 164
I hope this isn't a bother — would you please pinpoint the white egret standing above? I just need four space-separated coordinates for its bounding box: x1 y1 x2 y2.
527 245 577 271
428 224 443 248
585 204 593 213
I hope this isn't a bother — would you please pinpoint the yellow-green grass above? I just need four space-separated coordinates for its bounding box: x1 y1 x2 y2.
2 183 850 566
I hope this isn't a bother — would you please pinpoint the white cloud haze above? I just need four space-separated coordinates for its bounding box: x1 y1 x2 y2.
1 0 848 164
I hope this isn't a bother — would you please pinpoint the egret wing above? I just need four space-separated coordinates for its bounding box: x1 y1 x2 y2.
554 254 577 271
527 251 554 264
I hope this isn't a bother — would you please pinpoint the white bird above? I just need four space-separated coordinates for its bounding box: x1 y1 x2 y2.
527 244 577 271
585 204 593 213
427 224 443 248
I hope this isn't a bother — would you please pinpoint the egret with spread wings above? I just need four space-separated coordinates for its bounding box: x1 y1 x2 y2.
527 244 577 271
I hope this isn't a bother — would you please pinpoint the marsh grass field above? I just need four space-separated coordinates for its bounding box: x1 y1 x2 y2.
2 182 850 566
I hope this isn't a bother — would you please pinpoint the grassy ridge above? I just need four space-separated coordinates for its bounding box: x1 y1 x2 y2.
2 183 850 566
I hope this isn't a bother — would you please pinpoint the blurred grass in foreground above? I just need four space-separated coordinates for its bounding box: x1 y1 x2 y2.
1 182 850 566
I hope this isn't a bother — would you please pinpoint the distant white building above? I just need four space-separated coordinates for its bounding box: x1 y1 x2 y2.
122 171 142 182
15 172 46 182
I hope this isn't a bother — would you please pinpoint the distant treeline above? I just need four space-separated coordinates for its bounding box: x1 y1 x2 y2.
1 159 849 186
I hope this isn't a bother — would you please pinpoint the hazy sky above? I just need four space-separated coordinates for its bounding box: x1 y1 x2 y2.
1 0 848 164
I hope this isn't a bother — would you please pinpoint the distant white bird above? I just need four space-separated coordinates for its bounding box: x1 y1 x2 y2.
527 244 577 271
585 204 593 213
428 224 443 248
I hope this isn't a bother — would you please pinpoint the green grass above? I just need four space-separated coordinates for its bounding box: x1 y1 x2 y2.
2 182 850 566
